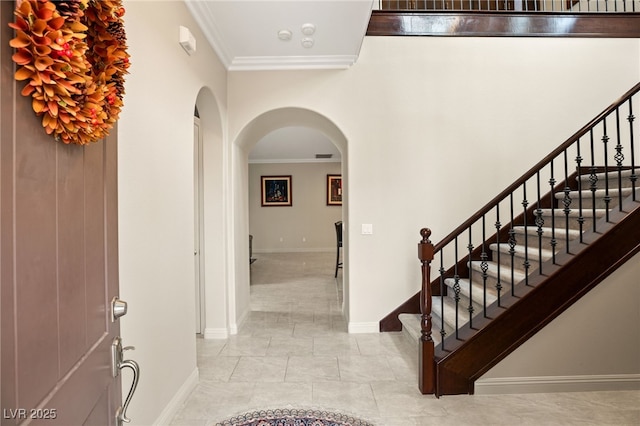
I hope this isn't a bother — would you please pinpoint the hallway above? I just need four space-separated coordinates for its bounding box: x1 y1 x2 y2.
170 252 640 425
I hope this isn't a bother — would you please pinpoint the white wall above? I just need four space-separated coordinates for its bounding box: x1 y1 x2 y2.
118 1 227 424
228 37 640 332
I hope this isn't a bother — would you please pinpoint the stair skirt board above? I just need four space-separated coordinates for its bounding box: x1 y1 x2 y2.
474 374 640 395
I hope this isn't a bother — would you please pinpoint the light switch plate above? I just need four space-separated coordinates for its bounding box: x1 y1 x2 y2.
361 224 373 235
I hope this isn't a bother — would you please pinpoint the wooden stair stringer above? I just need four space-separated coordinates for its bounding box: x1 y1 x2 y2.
433 200 640 396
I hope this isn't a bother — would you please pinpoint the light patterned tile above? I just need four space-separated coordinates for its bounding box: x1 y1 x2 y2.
218 336 271 357
174 253 640 426
229 356 288 382
337 356 396 382
285 356 340 382
313 335 360 356
198 356 239 382
249 382 313 407
266 336 314 356
312 381 379 419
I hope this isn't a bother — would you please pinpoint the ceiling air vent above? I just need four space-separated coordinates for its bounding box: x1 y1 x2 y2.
315 154 333 159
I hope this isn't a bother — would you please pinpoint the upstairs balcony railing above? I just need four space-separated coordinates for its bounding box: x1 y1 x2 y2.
376 0 639 12
368 0 640 36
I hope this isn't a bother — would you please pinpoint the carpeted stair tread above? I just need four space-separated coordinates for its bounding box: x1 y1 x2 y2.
432 294 474 333
538 208 608 218
489 242 554 262
554 187 633 208
577 169 636 189
443 277 498 306
399 312 442 346
513 225 581 239
469 260 527 284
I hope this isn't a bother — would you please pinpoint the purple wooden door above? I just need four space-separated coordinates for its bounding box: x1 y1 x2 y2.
1 1 126 424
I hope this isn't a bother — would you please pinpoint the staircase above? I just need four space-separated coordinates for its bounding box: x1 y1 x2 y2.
400 169 639 344
381 82 640 396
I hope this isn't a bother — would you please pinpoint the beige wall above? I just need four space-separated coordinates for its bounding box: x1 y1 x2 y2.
118 1 227 424
249 162 343 252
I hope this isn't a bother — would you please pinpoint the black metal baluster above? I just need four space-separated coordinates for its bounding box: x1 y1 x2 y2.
535 171 544 274
508 194 516 297
522 183 530 286
615 107 625 212
467 227 474 329
562 150 572 254
481 215 489 317
628 97 637 201
603 118 612 222
589 129 598 232
576 139 585 242
549 161 558 264
494 204 502 307
439 251 446 349
453 237 461 339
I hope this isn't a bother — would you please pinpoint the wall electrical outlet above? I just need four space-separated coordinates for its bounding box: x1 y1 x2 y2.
361 224 373 235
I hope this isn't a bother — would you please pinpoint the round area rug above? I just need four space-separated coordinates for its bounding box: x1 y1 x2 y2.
215 408 375 426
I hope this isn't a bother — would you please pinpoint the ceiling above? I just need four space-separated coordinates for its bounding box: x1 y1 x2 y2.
248 127 342 163
185 1 374 71
185 1 372 162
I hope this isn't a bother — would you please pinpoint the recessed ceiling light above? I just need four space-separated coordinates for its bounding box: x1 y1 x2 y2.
301 37 314 48
278 29 292 41
301 23 315 35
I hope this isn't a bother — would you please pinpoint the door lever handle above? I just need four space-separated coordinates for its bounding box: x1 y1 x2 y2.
116 358 140 425
112 337 140 426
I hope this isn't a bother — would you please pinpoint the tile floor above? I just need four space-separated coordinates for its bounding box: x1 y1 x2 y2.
171 252 640 426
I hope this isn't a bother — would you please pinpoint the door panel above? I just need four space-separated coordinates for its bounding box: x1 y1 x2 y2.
1 1 123 424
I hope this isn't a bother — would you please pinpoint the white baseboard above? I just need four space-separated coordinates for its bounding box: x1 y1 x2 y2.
253 248 333 254
347 322 379 334
154 367 199 425
203 327 228 339
475 374 640 395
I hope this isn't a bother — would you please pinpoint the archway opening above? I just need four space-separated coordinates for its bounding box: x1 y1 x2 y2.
231 108 349 331
194 86 228 339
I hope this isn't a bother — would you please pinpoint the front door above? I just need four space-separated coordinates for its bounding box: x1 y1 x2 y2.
1 1 129 424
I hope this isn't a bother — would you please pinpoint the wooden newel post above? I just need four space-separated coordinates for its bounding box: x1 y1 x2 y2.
418 228 435 394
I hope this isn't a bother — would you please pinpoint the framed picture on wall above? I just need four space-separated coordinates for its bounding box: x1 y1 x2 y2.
327 174 342 206
261 175 292 206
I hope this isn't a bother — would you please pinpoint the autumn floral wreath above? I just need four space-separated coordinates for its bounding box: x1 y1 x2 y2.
9 0 130 145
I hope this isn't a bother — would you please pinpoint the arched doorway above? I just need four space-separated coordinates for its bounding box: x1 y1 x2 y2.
193 87 228 339
230 108 349 332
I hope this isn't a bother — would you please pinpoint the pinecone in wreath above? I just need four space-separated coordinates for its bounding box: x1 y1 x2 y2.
51 0 86 20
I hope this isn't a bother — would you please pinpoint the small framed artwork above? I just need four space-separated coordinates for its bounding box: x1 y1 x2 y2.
261 175 292 207
327 174 342 206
